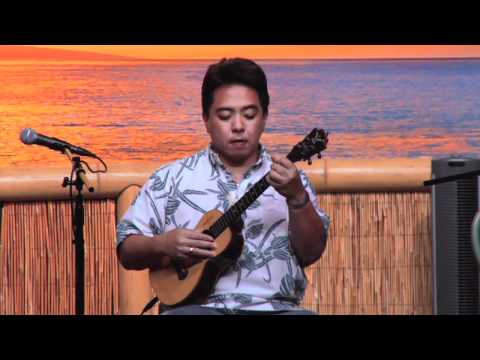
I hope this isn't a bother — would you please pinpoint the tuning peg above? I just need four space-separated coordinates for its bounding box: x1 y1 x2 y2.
307 158 312 165
317 153 322 159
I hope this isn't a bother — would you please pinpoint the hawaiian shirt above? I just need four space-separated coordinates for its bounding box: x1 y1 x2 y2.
117 144 330 311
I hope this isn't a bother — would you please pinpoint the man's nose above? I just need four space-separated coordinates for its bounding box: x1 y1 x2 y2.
231 114 245 132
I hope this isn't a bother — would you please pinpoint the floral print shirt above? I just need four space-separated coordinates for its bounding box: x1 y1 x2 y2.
117 144 330 311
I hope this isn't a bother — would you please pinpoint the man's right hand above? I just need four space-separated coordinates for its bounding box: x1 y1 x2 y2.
154 228 217 261
118 229 216 271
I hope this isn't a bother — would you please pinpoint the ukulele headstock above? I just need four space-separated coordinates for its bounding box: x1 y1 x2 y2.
287 128 329 164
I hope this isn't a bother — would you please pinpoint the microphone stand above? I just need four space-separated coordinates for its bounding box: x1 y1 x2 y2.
62 149 94 315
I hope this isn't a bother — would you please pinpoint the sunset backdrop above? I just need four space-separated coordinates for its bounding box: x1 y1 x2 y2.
6 45 480 60
1 45 479 169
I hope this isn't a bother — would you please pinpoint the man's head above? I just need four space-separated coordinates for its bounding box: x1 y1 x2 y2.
202 58 270 118
202 58 270 167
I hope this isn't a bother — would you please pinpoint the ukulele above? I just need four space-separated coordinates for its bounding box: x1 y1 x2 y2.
149 128 329 307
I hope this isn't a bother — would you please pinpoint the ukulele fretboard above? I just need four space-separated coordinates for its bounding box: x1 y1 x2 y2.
208 175 270 238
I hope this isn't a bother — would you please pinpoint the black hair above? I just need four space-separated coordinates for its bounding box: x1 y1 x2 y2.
201 58 270 117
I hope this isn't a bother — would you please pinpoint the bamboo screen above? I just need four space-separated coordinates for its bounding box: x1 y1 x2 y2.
0 200 118 315
302 192 433 314
0 192 432 315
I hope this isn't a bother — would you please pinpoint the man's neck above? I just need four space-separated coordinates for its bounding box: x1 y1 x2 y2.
223 157 258 184
214 147 261 184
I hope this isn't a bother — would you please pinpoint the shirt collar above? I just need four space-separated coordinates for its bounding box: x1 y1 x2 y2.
207 143 270 171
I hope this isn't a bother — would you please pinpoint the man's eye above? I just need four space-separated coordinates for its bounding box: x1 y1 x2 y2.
244 113 256 119
217 111 231 120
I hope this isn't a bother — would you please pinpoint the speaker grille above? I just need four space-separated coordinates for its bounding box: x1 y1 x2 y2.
433 158 480 314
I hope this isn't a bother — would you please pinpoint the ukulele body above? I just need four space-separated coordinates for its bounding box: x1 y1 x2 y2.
149 209 244 306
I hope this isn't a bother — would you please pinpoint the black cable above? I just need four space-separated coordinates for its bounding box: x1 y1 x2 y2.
141 297 159 315
80 155 108 174
116 184 144 199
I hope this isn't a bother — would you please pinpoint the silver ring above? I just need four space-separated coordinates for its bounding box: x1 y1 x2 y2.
189 247 194 254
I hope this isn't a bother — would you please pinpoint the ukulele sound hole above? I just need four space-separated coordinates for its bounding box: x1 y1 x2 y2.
174 262 188 280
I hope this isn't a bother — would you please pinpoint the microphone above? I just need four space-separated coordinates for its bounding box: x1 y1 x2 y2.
20 128 97 158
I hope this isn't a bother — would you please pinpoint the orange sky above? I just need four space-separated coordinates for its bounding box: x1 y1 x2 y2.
32 45 480 60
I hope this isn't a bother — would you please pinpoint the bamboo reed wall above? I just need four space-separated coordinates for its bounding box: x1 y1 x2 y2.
0 192 433 315
302 192 432 314
0 159 433 315
0 200 118 314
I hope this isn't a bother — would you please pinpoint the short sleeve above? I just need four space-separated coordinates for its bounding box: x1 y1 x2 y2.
299 170 331 235
116 170 168 247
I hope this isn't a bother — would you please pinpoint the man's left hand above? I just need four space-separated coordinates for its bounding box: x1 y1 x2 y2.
267 154 305 203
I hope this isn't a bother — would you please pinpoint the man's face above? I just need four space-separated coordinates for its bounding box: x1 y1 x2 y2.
203 84 267 166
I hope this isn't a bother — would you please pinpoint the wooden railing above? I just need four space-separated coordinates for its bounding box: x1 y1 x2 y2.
0 158 433 314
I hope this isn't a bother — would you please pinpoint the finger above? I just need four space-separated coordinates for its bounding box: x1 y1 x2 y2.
271 163 289 176
275 156 294 168
269 168 284 181
185 229 214 242
266 174 274 186
270 153 282 162
187 239 217 250
271 155 287 169
271 156 294 172
186 246 216 258
179 245 195 258
268 171 285 186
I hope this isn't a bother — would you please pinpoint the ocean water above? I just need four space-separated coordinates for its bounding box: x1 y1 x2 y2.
1 59 479 168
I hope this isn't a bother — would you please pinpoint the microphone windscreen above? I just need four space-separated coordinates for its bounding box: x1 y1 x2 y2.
20 128 37 144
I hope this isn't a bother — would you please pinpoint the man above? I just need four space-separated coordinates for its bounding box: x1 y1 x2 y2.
117 58 330 315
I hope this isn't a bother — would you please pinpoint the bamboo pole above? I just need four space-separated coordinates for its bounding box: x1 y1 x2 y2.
116 185 157 315
0 158 432 203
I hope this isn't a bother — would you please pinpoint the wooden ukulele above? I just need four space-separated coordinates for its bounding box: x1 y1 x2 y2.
149 128 329 307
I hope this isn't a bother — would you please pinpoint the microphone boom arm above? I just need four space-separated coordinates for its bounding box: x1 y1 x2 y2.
63 149 94 193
